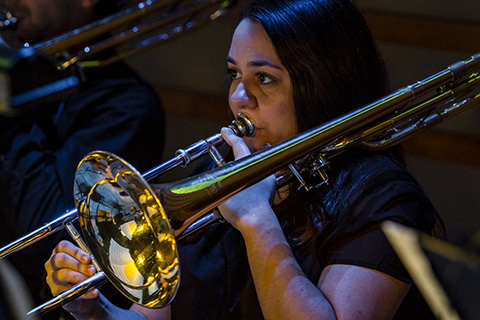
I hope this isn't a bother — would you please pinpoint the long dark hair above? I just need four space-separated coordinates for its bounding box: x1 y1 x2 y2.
244 0 388 132
242 0 390 245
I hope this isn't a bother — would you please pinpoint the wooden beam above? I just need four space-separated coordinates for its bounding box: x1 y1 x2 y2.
363 12 480 53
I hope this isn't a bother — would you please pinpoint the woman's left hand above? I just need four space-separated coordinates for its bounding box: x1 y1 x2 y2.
217 127 277 230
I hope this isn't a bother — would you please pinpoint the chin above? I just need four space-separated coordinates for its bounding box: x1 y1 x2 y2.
242 137 258 151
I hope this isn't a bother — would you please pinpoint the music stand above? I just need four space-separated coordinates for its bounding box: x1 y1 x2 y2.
382 221 480 320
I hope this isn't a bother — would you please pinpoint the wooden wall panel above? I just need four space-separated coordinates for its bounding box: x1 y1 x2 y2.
363 12 480 53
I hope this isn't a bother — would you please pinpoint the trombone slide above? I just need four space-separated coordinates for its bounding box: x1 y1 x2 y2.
0 209 78 259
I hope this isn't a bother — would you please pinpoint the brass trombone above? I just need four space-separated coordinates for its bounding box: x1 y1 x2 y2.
29 0 236 68
0 0 236 116
6 51 480 317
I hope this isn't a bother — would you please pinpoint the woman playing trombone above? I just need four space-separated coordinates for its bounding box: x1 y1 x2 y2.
45 0 439 319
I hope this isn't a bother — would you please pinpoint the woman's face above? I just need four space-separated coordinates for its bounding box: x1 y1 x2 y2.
227 19 298 152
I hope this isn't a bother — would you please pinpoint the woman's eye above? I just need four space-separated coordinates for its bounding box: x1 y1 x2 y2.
228 69 241 80
257 73 274 84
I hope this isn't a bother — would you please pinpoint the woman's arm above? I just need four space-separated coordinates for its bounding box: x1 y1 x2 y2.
218 128 410 320
239 215 410 320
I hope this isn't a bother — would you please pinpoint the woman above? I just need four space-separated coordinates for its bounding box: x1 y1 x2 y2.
45 0 438 319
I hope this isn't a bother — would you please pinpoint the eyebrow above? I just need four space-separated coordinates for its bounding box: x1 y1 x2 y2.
226 56 283 70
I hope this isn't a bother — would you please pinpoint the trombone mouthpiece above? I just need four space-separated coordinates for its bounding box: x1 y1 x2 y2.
0 9 17 31
229 113 255 137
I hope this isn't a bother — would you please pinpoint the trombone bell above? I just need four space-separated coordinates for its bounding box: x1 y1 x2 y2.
74 151 180 307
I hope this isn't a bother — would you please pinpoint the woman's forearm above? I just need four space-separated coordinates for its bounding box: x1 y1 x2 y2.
237 204 336 320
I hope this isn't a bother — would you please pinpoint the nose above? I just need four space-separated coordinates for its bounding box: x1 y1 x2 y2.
229 81 256 111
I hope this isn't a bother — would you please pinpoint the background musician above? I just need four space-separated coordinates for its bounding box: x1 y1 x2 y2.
0 0 165 318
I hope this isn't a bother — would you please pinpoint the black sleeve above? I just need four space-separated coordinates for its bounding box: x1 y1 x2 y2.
324 223 412 282
319 153 437 282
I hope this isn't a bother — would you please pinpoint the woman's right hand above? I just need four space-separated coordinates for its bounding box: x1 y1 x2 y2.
45 240 100 316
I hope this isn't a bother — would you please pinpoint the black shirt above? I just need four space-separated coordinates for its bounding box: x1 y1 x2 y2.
171 151 437 319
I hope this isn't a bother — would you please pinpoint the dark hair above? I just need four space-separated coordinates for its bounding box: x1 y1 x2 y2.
243 0 388 132
242 0 389 245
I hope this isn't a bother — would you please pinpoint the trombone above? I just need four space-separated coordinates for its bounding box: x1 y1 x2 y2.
4 51 480 317
0 0 236 116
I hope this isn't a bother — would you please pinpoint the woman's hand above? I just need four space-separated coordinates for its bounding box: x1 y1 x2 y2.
217 127 277 230
45 240 99 316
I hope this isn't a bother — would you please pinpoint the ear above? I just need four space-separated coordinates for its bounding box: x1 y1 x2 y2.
80 0 100 10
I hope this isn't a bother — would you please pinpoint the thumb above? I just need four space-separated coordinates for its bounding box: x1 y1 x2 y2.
221 127 251 159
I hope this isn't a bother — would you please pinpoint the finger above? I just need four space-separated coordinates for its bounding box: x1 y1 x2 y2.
49 276 100 299
81 287 100 299
54 240 92 264
47 251 96 275
221 127 251 159
52 267 94 286
47 269 84 296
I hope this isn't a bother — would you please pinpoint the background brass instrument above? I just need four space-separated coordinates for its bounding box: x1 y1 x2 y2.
3 51 479 317
0 0 235 116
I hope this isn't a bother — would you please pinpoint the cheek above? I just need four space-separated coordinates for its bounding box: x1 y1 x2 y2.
277 83 297 136
257 113 296 147
273 119 297 144
275 102 297 138
228 92 235 111
228 85 238 113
